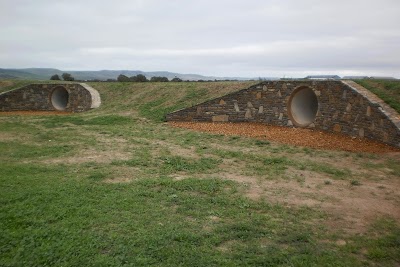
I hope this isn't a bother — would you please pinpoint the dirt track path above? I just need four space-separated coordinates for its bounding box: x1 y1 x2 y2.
169 122 400 154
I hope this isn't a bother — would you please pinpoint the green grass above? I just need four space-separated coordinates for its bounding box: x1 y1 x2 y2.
161 156 221 173
0 80 73 94
0 80 34 94
0 80 399 266
0 141 73 160
0 162 364 266
354 79 400 113
305 162 352 179
42 114 133 128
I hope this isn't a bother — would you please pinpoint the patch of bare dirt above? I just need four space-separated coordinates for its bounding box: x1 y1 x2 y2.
44 149 131 165
0 132 18 141
169 122 400 154
154 140 199 158
103 167 141 184
220 168 400 234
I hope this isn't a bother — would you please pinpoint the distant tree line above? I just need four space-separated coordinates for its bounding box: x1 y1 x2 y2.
117 74 183 83
50 72 243 83
50 73 75 81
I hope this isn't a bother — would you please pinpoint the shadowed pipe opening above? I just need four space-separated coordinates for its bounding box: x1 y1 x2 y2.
288 87 318 127
51 87 69 111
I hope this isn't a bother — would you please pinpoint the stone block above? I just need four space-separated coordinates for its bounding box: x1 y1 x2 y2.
342 90 347 99
346 103 352 112
333 124 342 132
359 128 364 138
366 106 371 116
196 106 202 115
212 115 229 122
233 100 240 112
245 109 252 119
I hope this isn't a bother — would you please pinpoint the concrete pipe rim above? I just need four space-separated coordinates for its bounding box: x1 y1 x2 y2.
50 86 69 111
287 86 319 127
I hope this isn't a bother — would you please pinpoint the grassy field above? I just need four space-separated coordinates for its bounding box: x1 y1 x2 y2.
1 80 399 266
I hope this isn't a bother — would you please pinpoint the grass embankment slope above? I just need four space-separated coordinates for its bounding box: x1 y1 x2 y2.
1 80 399 266
354 79 400 113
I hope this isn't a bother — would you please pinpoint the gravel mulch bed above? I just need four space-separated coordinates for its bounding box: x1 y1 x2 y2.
169 122 400 154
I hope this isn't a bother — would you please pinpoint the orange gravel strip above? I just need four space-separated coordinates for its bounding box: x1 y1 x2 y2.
169 122 400 154
0 111 71 116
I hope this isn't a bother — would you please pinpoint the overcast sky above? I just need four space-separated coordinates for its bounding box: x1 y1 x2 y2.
1 0 399 78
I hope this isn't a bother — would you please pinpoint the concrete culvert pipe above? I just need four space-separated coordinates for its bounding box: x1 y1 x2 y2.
51 87 69 111
288 87 318 127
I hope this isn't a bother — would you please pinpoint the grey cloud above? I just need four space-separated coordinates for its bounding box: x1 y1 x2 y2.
0 0 399 77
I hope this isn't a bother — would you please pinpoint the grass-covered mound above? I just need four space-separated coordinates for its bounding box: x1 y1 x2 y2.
0 81 399 266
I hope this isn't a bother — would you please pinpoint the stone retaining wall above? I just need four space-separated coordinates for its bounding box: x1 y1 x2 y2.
0 83 101 112
166 80 400 148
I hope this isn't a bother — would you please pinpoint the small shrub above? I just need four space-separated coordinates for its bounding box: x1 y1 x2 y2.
255 140 270 146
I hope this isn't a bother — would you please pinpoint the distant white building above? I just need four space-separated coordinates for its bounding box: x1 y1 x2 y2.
304 75 340 80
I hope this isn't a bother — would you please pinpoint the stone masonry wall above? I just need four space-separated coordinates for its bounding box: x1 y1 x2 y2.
166 80 400 148
0 83 100 112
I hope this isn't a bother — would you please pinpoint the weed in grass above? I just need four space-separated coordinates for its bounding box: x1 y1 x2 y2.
350 180 361 186
296 175 305 184
161 156 221 174
255 140 271 146
303 147 313 155
111 150 153 168
87 172 108 181
246 156 290 177
304 162 351 179
298 164 307 170
263 156 289 166
213 149 245 160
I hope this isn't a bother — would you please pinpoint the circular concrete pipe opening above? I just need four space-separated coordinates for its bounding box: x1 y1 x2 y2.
51 87 69 111
288 87 318 127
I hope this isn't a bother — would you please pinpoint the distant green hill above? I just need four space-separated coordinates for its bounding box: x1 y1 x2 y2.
0 69 45 79
0 68 242 81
